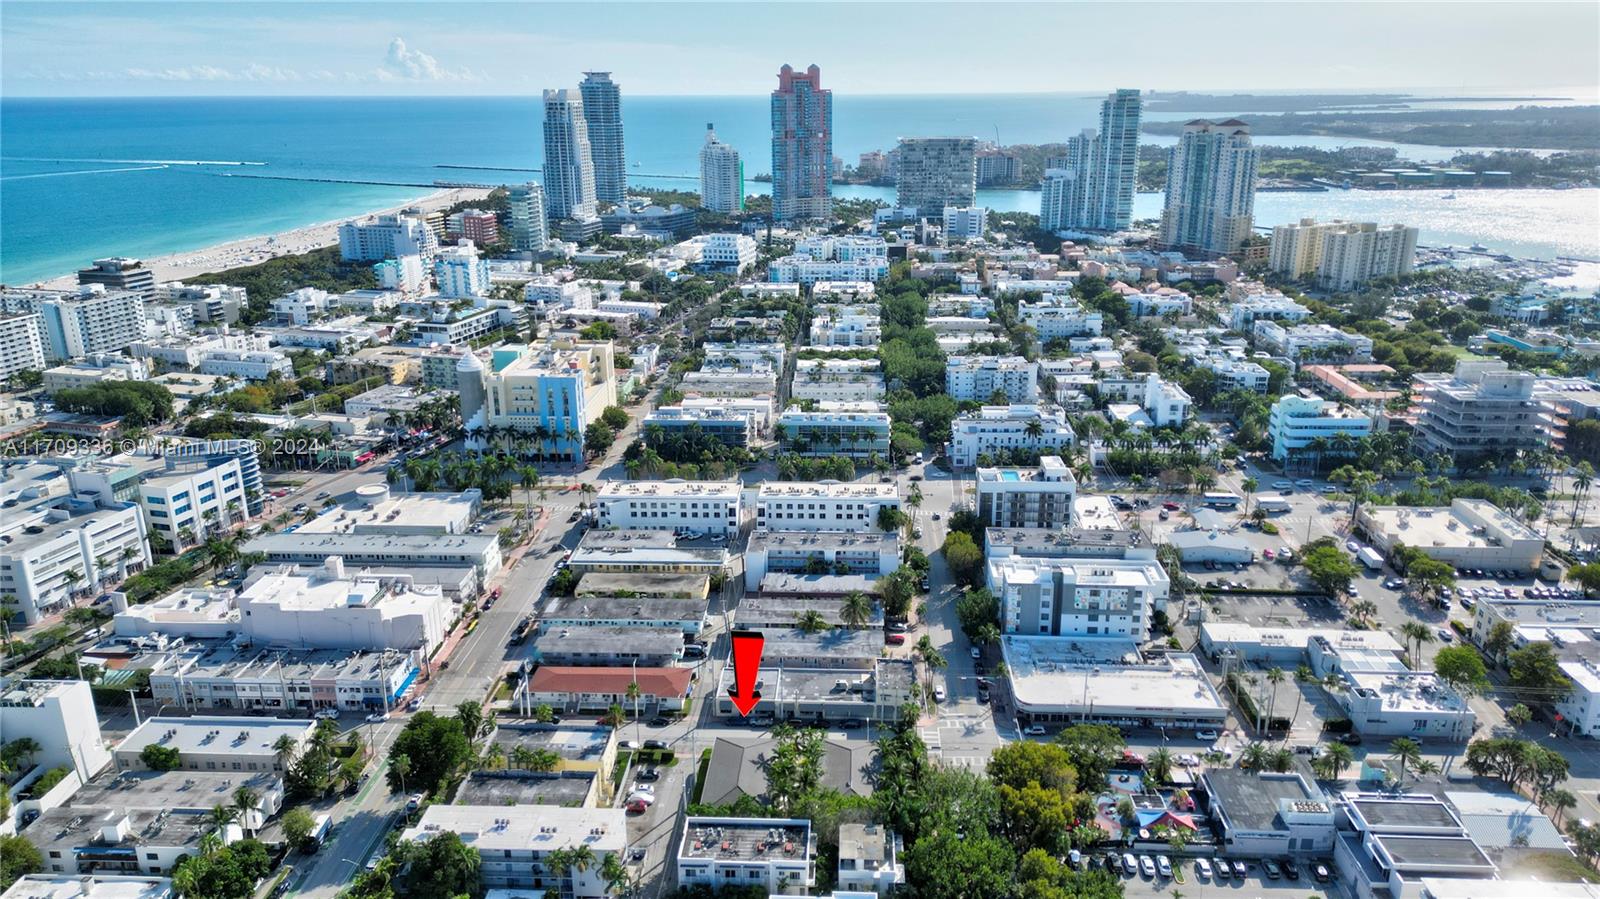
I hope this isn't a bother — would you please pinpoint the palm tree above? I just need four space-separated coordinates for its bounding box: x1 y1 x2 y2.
1148 747 1174 784
1313 742 1354 781
1574 462 1595 527
1400 621 1434 667
208 803 239 834
840 591 873 629
1263 666 1286 733
794 609 830 634
626 679 643 745
233 785 260 836
1241 476 1258 516
1549 788 1579 824
1240 742 1269 770
600 852 629 897
391 752 410 795
1266 747 1295 772
1388 737 1424 782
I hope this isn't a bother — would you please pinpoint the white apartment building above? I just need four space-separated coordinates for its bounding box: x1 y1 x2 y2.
1125 291 1193 318
1101 373 1192 428
525 278 594 312
1411 360 1543 464
376 254 427 295
407 301 520 346
1020 299 1103 341
1 286 147 361
156 282 246 324
597 480 742 536
947 405 1077 468
809 304 882 347
696 233 758 274
755 482 901 532
338 214 436 262
771 236 890 286
835 824 905 896
1269 393 1375 463
678 818 815 895
790 358 885 403
42 354 151 392
197 348 293 381
271 287 332 325
403 805 627 898
643 404 758 448
699 125 745 214
1228 293 1311 330
1313 642 1476 740
0 312 47 379
975 455 1078 529
945 355 1039 403
777 402 892 458
0 680 112 780
1202 356 1273 393
942 206 987 241
986 554 1169 639
130 332 271 369
434 241 491 298
1253 321 1374 363
542 88 599 224
147 643 419 714
811 282 876 301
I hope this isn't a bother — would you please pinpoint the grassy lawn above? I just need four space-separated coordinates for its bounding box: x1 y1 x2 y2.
692 749 711 804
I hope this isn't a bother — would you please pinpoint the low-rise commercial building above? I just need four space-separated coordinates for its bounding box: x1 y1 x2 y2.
975 455 1077 529
146 645 418 713
111 716 313 774
1356 498 1544 573
569 529 729 576
1314 642 1476 740
42 355 151 392
1333 793 1497 899
1200 769 1335 858
642 404 758 449
2 875 174 899
1003 636 1227 728
530 626 685 667
524 666 693 715
1253 321 1374 363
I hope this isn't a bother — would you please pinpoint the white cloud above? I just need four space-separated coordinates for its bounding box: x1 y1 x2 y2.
376 36 479 82
121 64 302 82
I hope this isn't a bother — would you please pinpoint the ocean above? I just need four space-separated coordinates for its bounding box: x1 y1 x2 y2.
2 94 1596 284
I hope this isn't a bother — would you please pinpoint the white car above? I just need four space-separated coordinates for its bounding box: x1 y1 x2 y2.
1195 858 1214 880
365 711 388 723
933 685 946 702
1024 724 1046 736
1195 729 1219 741
1156 856 1172 878
314 708 339 720
970 647 981 659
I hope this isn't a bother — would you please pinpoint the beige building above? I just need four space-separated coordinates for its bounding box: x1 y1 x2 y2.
1356 498 1545 572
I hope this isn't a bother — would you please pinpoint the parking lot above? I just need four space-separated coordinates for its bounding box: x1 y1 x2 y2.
1088 853 1337 898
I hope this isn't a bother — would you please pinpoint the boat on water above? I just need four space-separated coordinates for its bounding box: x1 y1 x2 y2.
1470 243 1489 252
1441 192 1457 199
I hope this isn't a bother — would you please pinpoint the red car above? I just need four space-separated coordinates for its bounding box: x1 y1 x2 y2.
886 633 906 645
1161 501 1181 511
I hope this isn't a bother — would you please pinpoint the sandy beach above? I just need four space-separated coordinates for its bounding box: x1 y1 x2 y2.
28 186 493 289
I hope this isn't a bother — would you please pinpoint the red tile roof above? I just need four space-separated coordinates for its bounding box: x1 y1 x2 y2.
528 665 692 698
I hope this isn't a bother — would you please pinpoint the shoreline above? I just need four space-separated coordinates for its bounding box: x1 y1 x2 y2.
22 186 492 289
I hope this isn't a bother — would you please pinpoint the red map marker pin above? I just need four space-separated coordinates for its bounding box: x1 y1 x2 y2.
729 630 764 716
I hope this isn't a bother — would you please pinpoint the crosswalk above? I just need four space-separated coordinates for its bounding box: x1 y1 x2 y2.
922 714 999 770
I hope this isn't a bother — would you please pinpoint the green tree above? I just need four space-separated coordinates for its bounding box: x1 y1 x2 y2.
1433 645 1491 695
1566 562 1600 597
941 531 985 587
1312 742 1354 781
1389 737 1424 782
794 609 830 634
987 741 1078 795
403 831 481 899
456 700 484 743
1302 543 1360 596
840 590 874 629
140 743 183 771
0 834 43 891
876 566 918 620
1506 703 1534 727
281 807 316 851
386 712 470 795
1508 642 1574 704
1053 724 1125 791
903 831 1016 899
955 588 1001 643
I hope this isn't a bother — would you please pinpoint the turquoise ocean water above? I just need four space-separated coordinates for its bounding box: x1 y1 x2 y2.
2 95 1595 284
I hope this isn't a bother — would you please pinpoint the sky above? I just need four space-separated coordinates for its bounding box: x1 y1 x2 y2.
3 1 1598 99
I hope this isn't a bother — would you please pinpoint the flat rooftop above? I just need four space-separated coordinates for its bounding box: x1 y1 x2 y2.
757 481 898 500
452 772 595 808
544 595 707 626
157 642 412 682
487 723 613 763
73 770 282 812
296 489 478 535
1345 669 1473 714
238 564 445 614
1202 769 1328 832
747 530 899 554
759 628 885 662
1001 636 1226 717
576 572 709 598
1375 834 1495 872
31 806 211 853
985 526 1150 555
1350 796 1463 830
598 479 741 500
531 625 685 658
757 573 881 596
3 876 172 899
1200 622 1404 655
401 804 625 854
572 529 728 565
245 531 498 558
680 817 812 862
116 716 312 757
1363 504 1541 549
736 595 882 628
988 555 1166 591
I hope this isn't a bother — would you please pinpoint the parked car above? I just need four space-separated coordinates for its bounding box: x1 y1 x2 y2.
1162 501 1182 511
1282 859 1301 880
1156 856 1172 878
1139 856 1156 878
1195 729 1219 741
1024 724 1046 737
933 685 946 702
618 740 640 750
1195 859 1213 880
648 716 672 727
886 633 906 645
970 647 981 659
1231 860 1248 879
1313 863 1331 883
635 768 660 783
1263 860 1283 880
365 711 388 723
1121 854 1137 876
1339 732 1363 745
642 740 668 750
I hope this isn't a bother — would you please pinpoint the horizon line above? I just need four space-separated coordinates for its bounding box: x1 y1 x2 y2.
0 88 1586 102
